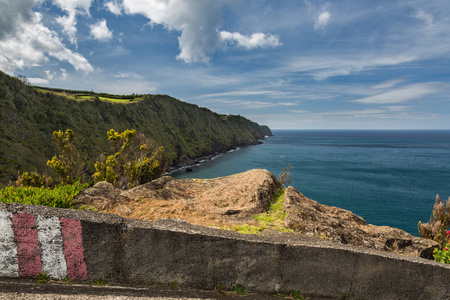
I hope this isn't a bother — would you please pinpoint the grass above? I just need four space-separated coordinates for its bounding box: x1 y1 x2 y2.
91 278 108 286
221 188 293 235
0 182 89 209
34 271 51 284
277 290 305 300
35 87 141 103
232 284 246 295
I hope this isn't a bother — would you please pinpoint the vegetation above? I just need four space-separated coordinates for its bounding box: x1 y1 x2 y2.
0 70 271 187
34 271 51 284
0 182 88 208
277 289 305 300
277 163 292 186
47 129 84 184
433 231 450 264
418 194 450 244
232 284 246 295
94 129 166 189
418 194 450 264
90 278 108 286
221 188 293 235
15 171 52 188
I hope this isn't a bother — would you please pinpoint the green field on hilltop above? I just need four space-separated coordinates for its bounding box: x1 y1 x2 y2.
35 87 144 103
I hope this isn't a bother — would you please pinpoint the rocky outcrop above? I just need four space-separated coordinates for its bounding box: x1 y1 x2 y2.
74 169 280 226
74 169 437 258
283 186 437 258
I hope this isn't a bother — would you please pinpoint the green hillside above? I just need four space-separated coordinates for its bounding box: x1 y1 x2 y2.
0 71 271 187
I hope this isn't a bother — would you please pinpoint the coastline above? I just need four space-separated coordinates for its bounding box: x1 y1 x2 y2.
165 140 264 175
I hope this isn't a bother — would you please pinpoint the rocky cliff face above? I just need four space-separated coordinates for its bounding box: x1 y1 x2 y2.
74 169 436 258
283 186 436 258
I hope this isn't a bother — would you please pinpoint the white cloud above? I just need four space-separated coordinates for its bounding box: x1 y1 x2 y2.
285 54 417 80
219 31 281 50
56 14 77 45
278 102 299 106
28 77 49 85
414 9 434 26
60 68 67 79
370 79 406 90
352 83 440 104
289 109 309 113
314 11 330 31
42 69 54 80
0 8 93 75
104 0 122 15
122 0 281 63
52 0 93 44
206 99 277 109
0 0 35 40
196 90 282 99
90 19 113 41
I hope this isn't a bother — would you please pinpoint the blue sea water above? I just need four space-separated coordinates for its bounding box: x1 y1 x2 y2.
170 130 450 235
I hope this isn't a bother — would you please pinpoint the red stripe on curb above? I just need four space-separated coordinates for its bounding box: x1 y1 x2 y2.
60 218 87 280
12 213 42 277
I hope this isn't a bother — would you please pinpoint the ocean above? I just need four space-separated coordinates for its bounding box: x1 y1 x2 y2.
170 130 450 236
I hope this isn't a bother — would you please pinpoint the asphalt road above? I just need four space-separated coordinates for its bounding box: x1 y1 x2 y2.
0 278 290 300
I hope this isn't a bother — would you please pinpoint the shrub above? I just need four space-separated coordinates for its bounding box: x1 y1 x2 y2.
277 164 292 186
418 194 450 246
94 129 166 189
0 182 88 208
433 231 450 264
15 171 53 188
47 129 84 184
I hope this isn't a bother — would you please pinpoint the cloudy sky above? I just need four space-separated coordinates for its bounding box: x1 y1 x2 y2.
1 0 450 129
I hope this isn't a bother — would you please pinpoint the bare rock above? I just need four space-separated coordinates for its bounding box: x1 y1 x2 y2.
73 181 122 211
74 169 280 225
283 186 437 258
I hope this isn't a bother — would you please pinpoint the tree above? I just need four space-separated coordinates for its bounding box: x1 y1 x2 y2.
16 74 30 85
47 129 84 184
94 129 166 189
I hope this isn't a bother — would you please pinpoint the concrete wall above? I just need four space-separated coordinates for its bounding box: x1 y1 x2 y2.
1 202 449 300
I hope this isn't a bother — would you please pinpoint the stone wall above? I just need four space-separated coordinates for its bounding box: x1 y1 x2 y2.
1 202 449 300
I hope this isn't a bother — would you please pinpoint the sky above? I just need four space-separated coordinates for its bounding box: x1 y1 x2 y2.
1 0 450 129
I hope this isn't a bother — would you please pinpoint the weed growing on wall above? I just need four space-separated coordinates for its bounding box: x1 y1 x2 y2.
232 284 246 295
34 271 51 284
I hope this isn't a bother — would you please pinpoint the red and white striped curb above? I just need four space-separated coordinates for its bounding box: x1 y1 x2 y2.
0 211 87 280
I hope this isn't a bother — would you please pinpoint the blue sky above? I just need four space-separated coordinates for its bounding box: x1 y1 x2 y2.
1 0 450 129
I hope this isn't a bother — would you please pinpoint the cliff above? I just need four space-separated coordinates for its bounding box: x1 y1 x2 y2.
0 71 271 186
73 169 437 258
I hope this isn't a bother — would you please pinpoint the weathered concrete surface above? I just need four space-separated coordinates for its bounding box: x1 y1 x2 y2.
0 278 282 299
1 202 449 300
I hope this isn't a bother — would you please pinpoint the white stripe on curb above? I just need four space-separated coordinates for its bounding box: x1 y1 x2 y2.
36 216 68 279
0 211 19 277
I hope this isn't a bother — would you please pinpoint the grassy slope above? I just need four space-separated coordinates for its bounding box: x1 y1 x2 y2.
0 71 271 187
